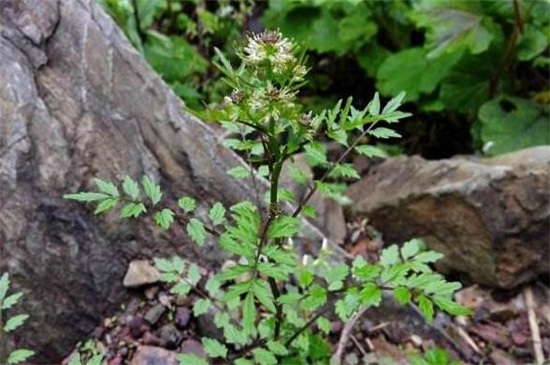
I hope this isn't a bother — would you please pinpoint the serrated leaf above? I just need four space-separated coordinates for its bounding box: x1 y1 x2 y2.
267 340 288 356
360 283 382 307
301 204 316 218
122 176 139 200
257 262 289 281
187 218 206 246
368 92 381 116
193 298 211 316
63 192 110 202
142 176 162 205
186 263 201 285
178 196 196 213
0 272 10 303
433 296 472 316
324 263 349 286
401 239 422 260
7 349 34 364
2 292 23 310
302 286 327 311
415 251 444 263
253 281 276 312
209 202 226 226
304 142 328 166
170 282 192 296
171 256 185 274
154 258 175 273
4 314 29 332
328 163 360 180
317 316 332 334
418 295 434 322
234 359 254 365
379 245 400 267
243 292 256 335
227 166 251 178
87 354 104 365
94 178 119 197
177 353 208 365
202 337 227 358
120 202 146 218
153 208 174 230
393 287 411 305
253 348 277 365
288 164 308 185
205 276 221 297
94 197 119 214
68 352 81 365
267 215 299 239
368 127 401 139
382 91 406 114
354 145 388 158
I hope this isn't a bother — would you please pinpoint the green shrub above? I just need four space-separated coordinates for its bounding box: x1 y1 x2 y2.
65 31 469 364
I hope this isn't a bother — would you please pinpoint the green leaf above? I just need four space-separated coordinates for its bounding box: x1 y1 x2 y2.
517 25 549 61
170 282 191 296
368 92 380 116
304 142 328 167
302 286 327 311
193 298 211 316
368 127 401 139
379 245 400 267
401 239 422 260
243 292 256 335
120 202 146 218
4 314 29 332
393 287 412 305
414 251 444 263
172 256 185 274
288 164 308 185
2 292 23 310
93 197 118 214
202 337 228 358
142 176 162 205
0 272 10 303
209 202 226 226
187 218 206 246
328 163 360 180
154 257 176 273
355 145 388 158
360 283 382 307
122 176 140 200
258 263 289 281
186 264 201 285
63 192 110 202
178 196 196 213
253 281 276 312
94 178 119 197
87 354 104 365
267 216 300 239
7 349 35 364
68 353 80 365
234 359 254 365
433 296 472 316
324 263 349 287
153 208 175 229
253 348 277 365
317 316 332 334
267 340 288 356
177 353 208 365
382 92 406 114
418 295 434 322
227 166 251 178
478 96 550 156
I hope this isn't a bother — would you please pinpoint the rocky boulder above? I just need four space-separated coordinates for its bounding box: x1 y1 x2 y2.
346 147 550 289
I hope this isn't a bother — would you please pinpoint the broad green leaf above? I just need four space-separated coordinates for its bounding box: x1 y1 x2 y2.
368 127 401 139
418 295 434 322
4 314 29 332
122 176 139 200
68 352 80 365
209 203 226 225
94 178 119 197
202 337 228 358
154 257 176 273
267 340 288 356
267 216 300 239
87 354 104 365
120 202 146 218
94 197 119 214
328 163 360 180
154 209 174 230
360 283 382 307
142 176 162 205
2 292 23 310
257 262 289 281
401 239 422 260
414 251 444 263
354 263 381 282
253 281 276 312
243 292 256 335
177 353 208 365
253 348 277 365
478 96 550 156
393 287 412 305
324 263 349 287
517 25 549 61
187 218 206 246
186 264 201 285
7 349 34 364
433 296 472 316
172 256 185 274
193 298 211 316
227 166 251 178
368 92 380 116
304 142 328 167
382 92 406 114
317 316 332 334
170 282 191 296
178 196 196 213
355 145 388 158
234 359 254 365
63 192 110 202
301 286 327 311
217 264 251 282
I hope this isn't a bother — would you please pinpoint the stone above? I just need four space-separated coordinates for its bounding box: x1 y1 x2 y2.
180 339 206 358
130 346 177 365
157 323 183 349
346 147 550 288
144 304 166 325
175 307 190 329
0 0 330 362
123 260 160 288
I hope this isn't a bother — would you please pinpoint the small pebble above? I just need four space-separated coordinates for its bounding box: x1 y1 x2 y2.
144 304 166 325
175 307 190 329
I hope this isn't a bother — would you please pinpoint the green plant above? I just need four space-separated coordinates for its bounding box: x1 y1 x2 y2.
68 351 105 365
264 0 549 156
65 31 470 364
0 273 34 364
408 347 461 365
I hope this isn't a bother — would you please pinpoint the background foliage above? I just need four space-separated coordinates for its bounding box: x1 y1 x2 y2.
98 0 549 158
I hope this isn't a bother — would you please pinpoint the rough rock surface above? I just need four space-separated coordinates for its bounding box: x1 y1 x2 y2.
346 146 550 289
0 0 327 361
130 346 178 365
123 260 161 288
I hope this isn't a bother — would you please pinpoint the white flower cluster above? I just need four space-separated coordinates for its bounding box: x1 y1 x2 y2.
243 30 307 81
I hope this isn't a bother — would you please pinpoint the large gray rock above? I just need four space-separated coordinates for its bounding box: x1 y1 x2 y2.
346 147 550 289
0 0 328 362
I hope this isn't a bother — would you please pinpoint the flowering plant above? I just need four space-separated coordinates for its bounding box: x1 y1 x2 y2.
65 31 469 364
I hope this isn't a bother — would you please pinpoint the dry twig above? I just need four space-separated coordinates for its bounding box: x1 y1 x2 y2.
335 306 369 362
524 286 545 364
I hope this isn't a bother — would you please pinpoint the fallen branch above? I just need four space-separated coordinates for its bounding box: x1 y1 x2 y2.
524 286 545 364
